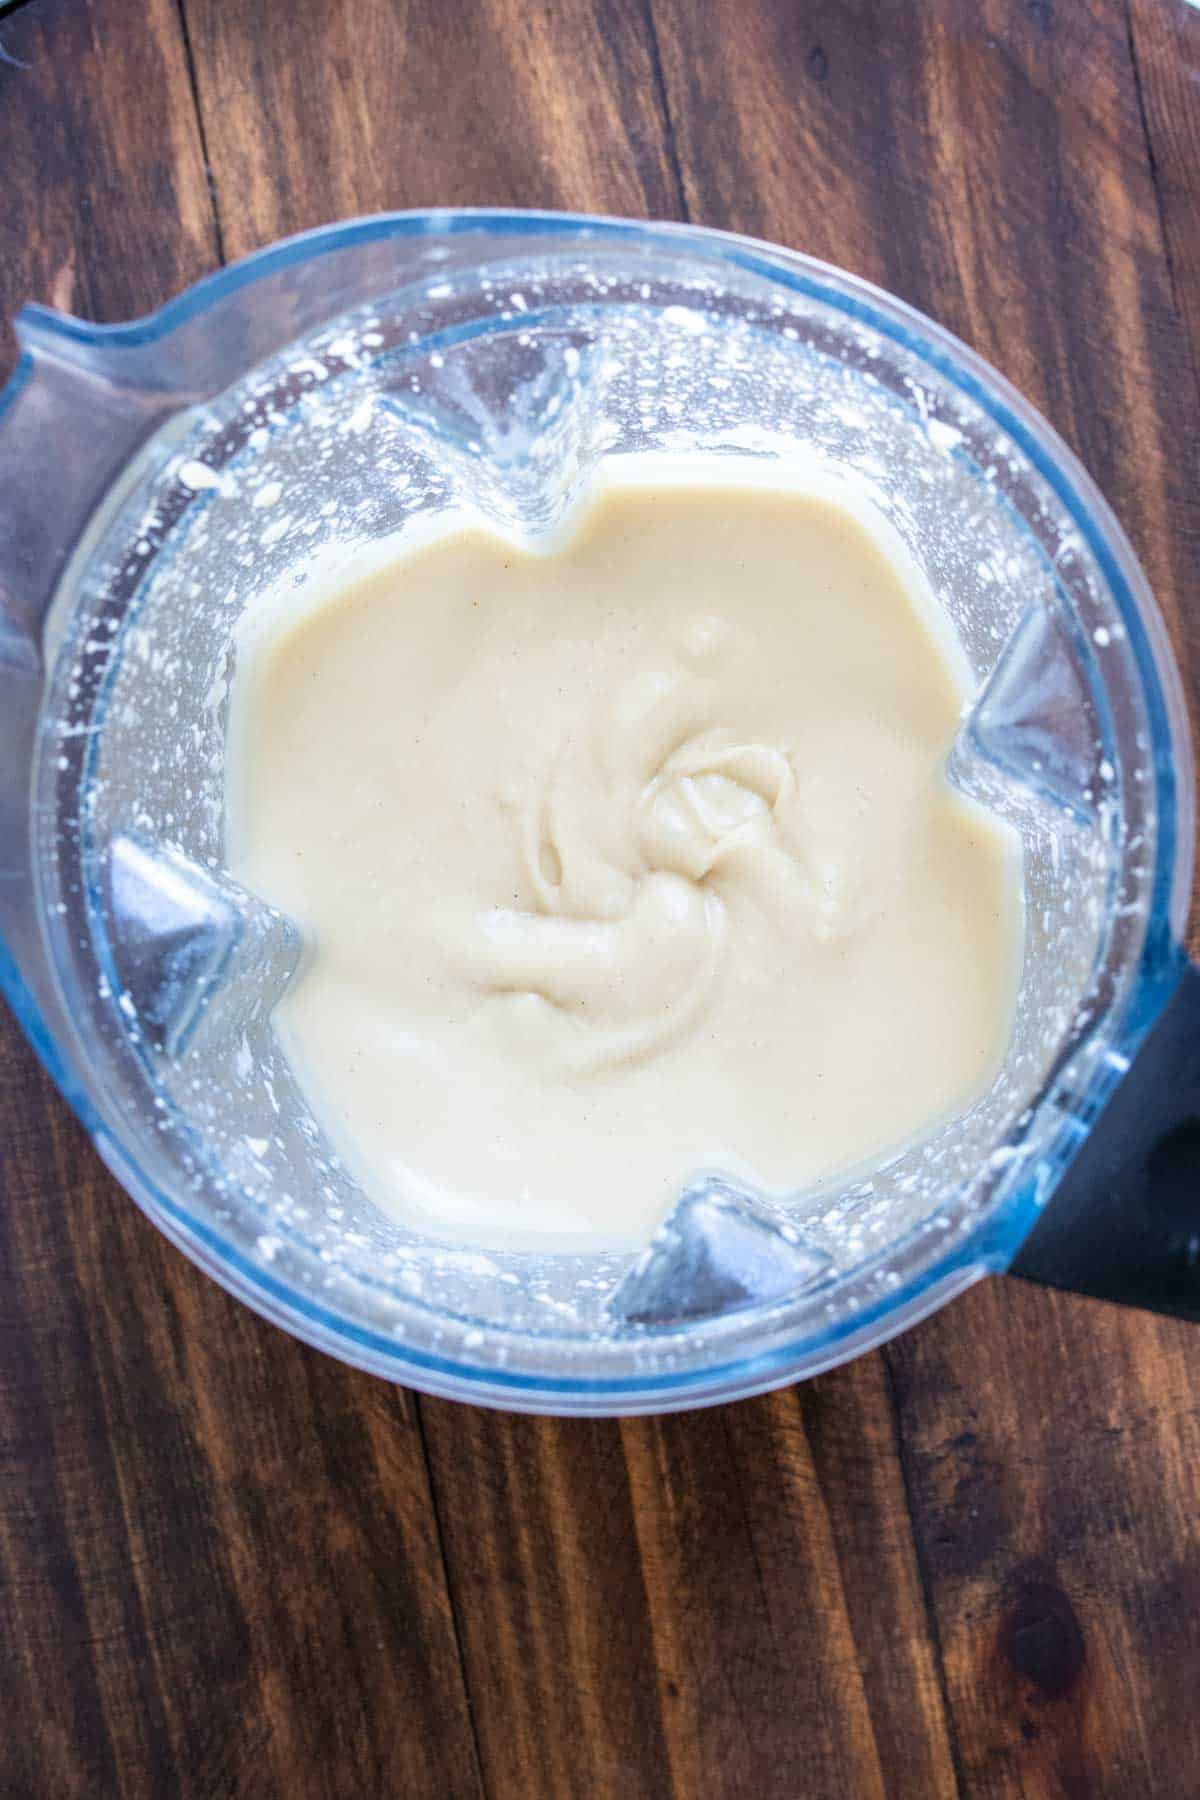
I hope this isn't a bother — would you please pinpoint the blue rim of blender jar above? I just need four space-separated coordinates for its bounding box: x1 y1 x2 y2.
0 209 1190 1409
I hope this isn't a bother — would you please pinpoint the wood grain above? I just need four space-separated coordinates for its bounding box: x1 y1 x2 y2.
891 1279 1200 1796
1127 0 1200 405
420 1406 677 1799
181 0 684 254
0 0 216 360
2 0 1199 1795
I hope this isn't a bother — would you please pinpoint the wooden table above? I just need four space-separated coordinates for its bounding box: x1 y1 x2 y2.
3 2 1199 1793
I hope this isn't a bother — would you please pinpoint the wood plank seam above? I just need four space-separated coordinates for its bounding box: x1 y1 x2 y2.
638 0 690 219
882 1348 967 1800
174 0 228 265
718 1400 888 1799
1122 0 1200 402
412 1395 491 1800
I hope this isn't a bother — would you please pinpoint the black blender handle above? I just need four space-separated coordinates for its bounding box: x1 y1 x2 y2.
1010 960 1200 1322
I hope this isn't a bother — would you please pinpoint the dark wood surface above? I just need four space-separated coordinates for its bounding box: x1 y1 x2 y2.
2 1 1199 1794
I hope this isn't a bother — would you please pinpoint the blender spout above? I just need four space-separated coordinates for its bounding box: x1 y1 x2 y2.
0 311 198 677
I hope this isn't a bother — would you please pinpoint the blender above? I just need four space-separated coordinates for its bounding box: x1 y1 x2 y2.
1 210 1196 1414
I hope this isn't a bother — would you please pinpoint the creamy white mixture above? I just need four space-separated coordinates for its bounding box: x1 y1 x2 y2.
227 465 1022 1251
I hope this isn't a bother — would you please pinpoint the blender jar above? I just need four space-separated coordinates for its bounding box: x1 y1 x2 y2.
0 211 1195 1414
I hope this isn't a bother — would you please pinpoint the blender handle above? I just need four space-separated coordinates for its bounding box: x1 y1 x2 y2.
1010 958 1200 1322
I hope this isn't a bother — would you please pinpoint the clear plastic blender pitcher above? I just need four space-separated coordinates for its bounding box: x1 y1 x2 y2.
1 211 1197 1414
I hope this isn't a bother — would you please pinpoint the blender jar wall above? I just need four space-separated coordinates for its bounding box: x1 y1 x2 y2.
0 213 1191 1411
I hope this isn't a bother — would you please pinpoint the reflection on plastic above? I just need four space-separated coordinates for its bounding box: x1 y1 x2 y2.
608 1178 834 1329
106 833 301 1058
